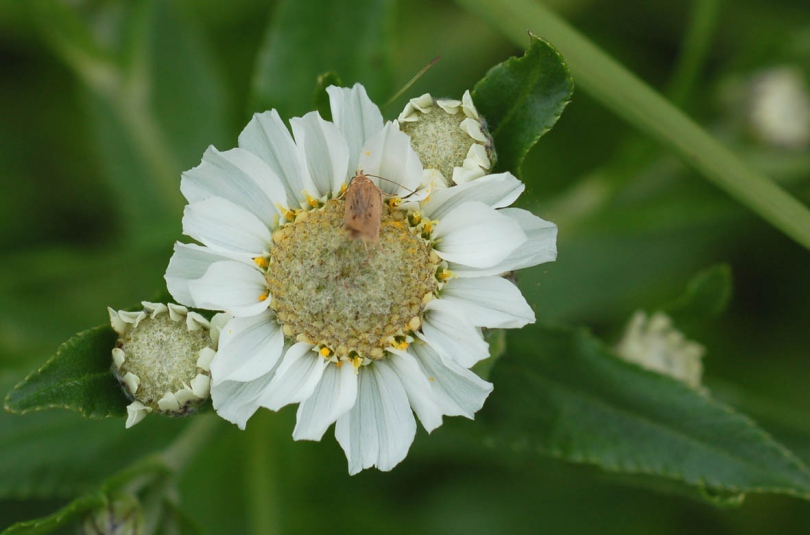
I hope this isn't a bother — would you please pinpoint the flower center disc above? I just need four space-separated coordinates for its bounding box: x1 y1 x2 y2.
266 199 438 359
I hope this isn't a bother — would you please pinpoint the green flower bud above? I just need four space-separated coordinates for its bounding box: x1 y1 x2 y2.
80 494 143 535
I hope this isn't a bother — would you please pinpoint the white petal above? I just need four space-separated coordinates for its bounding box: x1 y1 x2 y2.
357 123 423 196
410 341 492 418
187 261 269 317
452 208 558 277
165 243 251 307
433 201 526 268
327 84 384 175
335 363 416 474
181 146 288 226
293 362 358 441
258 343 326 411
190 374 211 398
385 350 443 432
212 366 278 430
418 299 490 368
125 402 151 428
440 276 535 328
422 172 524 220
291 111 350 197
238 110 307 206
183 197 271 256
210 310 285 385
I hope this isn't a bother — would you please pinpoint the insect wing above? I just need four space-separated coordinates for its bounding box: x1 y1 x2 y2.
344 174 383 241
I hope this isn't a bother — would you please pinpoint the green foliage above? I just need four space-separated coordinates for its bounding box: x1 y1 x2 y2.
4 326 128 419
482 324 810 499
1 493 106 535
4 0 810 532
313 71 343 121
472 33 573 176
0 373 186 500
250 0 395 118
664 264 732 328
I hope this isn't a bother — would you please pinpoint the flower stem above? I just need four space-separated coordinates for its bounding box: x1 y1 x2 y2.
244 414 283 535
161 413 222 474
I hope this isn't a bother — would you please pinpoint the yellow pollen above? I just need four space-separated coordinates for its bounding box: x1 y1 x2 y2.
428 377 435 382
319 347 331 357
335 360 343 367
258 291 269 302
424 222 433 234
281 207 297 221
394 340 409 350
254 257 269 269
306 195 320 208
411 212 422 224
352 356 363 372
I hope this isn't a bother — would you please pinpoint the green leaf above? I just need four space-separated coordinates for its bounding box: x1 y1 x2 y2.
663 264 732 328
1 493 105 535
481 324 810 499
250 0 394 118
472 33 573 176
1 456 170 534
5 326 128 419
314 72 343 122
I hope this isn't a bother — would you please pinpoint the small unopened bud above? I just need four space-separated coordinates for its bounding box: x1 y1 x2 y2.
747 66 810 150
108 302 227 428
80 494 143 535
615 311 705 389
397 90 495 188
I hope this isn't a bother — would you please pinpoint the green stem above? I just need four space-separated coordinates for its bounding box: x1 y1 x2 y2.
667 0 723 105
244 415 282 535
455 0 810 250
161 413 222 474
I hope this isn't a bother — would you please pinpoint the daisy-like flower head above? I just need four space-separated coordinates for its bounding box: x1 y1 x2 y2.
165 84 557 474
109 302 223 428
398 90 495 187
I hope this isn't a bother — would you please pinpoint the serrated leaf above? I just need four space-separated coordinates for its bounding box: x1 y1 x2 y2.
250 0 394 118
0 374 187 499
1 457 170 535
472 33 573 176
1 493 105 535
664 264 732 327
481 324 810 499
5 325 128 419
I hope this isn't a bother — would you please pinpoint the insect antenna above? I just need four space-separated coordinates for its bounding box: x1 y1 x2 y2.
363 173 417 197
382 56 441 108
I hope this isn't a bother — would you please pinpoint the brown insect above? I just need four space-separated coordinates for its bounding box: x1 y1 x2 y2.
343 172 384 242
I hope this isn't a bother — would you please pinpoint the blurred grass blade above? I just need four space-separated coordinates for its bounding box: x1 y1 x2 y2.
456 0 810 250
27 1 229 239
250 0 395 118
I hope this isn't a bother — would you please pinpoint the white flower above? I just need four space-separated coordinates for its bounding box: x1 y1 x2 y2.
164 83 558 474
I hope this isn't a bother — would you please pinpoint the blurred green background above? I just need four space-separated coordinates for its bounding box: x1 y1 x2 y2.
2 0 810 533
